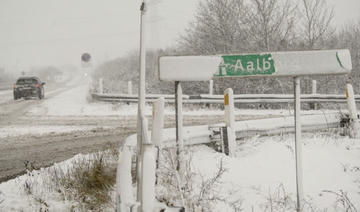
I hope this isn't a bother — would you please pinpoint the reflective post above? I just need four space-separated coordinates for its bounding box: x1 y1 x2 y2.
346 84 360 138
224 88 236 156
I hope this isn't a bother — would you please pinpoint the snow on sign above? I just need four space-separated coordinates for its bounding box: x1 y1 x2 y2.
159 49 352 81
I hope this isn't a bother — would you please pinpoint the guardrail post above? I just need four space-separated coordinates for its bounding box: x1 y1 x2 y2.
346 84 360 138
116 146 135 212
224 88 236 157
128 81 133 95
99 78 103 94
209 80 213 95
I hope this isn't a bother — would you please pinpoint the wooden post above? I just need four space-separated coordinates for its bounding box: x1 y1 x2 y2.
346 84 360 138
294 77 304 212
224 88 236 156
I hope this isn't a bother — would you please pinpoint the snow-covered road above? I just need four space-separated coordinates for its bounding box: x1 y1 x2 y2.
0 77 269 182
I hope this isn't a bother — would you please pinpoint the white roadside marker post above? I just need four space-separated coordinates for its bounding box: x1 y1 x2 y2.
116 146 135 212
294 77 304 212
310 80 317 110
137 1 147 211
152 97 164 185
224 88 236 157
128 81 133 95
99 78 103 94
209 80 213 95
152 97 165 147
175 81 183 171
346 84 360 138
312 80 317 95
140 116 156 212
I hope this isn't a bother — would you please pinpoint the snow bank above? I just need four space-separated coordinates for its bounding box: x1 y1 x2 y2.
1 132 359 211
191 134 360 211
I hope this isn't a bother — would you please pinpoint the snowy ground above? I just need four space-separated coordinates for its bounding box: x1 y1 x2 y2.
0 90 12 104
190 133 360 211
0 125 108 139
1 78 358 211
1 131 359 211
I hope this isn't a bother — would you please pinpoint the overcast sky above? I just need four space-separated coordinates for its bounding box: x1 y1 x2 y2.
0 0 359 72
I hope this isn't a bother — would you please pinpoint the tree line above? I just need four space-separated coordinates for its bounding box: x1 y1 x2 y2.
93 0 360 96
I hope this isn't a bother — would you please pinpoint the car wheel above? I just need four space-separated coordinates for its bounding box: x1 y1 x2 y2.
14 95 17 100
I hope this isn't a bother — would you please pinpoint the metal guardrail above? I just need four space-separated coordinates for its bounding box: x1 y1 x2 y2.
91 93 360 104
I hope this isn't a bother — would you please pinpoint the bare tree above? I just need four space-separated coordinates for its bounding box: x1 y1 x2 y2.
245 0 297 51
300 0 334 49
179 0 250 54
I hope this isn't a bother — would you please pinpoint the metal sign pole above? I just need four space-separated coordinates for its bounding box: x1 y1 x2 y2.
175 81 183 171
294 77 304 212
137 1 147 210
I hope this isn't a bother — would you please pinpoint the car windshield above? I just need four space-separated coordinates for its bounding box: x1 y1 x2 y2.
17 79 38 85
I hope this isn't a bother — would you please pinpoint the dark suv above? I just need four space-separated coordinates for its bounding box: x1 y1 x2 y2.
13 76 45 100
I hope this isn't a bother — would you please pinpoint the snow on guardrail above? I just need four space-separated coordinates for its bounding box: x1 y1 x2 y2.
92 93 360 104
123 112 341 148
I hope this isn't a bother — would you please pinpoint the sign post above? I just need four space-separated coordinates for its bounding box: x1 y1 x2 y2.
294 77 304 211
175 81 183 171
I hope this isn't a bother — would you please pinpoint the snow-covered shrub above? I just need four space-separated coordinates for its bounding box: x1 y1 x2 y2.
156 147 243 211
43 143 119 211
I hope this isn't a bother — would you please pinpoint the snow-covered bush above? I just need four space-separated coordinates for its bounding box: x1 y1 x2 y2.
156 148 243 211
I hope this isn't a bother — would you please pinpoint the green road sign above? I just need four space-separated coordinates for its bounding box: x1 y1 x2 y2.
215 54 275 77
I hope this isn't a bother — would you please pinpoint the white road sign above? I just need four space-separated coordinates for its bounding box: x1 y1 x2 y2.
159 49 352 81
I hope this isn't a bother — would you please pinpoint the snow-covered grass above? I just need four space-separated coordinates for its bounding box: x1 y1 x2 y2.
0 144 118 211
1 131 359 211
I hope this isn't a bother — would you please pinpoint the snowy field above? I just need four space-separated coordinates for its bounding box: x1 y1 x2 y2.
1 131 359 211
28 84 345 118
188 133 360 211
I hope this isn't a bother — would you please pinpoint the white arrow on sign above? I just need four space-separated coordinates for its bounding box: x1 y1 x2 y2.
159 49 352 81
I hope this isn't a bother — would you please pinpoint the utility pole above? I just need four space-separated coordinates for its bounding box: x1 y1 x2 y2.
136 0 147 211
